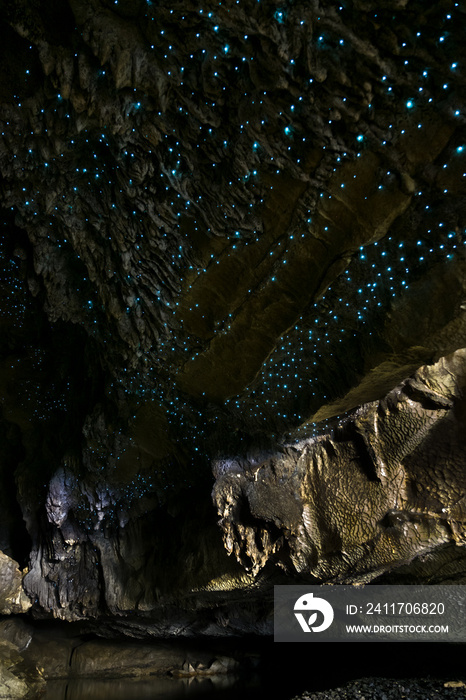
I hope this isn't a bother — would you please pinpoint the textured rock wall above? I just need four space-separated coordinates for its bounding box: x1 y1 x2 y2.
214 350 466 583
2 350 462 637
0 0 465 637
0 551 31 615
0 0 465 455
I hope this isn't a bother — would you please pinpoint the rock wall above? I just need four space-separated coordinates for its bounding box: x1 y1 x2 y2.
0 0 465 456
214 350 466 584
0 0 465 642
0 351 464 639
0 551 31 615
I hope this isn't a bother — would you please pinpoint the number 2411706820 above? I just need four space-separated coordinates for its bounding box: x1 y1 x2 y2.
365 602 445 615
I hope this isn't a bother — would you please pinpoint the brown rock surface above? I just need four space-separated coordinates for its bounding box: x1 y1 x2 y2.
0 551 31 615
214 350 466 582
0 0 465 638
0 640 44 700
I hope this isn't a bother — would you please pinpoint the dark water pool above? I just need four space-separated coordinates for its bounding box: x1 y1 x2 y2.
40 641 466 700
42 674 252 700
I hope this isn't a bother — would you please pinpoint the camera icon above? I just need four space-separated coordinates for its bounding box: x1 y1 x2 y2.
294 592 334 633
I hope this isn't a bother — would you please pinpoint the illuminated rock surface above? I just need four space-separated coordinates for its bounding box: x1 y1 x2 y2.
214 351 466 583
0 551 31 615
0 0 466 645
0 637 44 700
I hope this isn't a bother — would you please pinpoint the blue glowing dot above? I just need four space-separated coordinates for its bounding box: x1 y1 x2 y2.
457 146 464 153
406 100 414 109
357 134 364 142
223 44 229 53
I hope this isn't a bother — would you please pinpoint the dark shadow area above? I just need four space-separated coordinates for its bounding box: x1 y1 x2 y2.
15 625 466 700
38 639 466 700
257 640 466 698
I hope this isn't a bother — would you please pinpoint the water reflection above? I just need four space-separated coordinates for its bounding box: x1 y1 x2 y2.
43 673 252 700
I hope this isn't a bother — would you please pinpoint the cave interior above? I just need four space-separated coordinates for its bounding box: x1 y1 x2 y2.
1 0 466 696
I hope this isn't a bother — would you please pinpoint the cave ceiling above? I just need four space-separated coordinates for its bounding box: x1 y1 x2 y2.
0 0 466 479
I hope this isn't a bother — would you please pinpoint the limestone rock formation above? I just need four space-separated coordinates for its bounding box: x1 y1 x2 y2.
0 0 465 644
0 617 241 689
4 350 465 640
214 350 466 584
0 551 31 615
0 638 44 700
